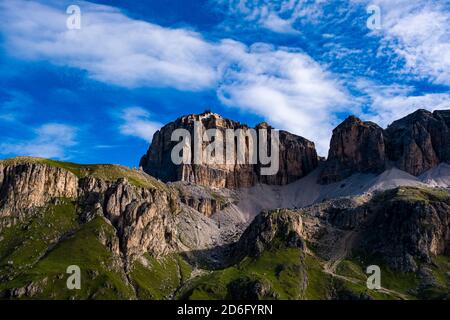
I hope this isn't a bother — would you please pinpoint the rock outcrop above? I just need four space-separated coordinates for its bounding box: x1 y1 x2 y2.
297 187 450 272
233 209 305 260
0 159 186 261
172 182 235 218
140 112 319 188
385 109 450 176
78 176 180 259
319 116 386 184
320 109 450 184
358 188 450 272
0 160 78 217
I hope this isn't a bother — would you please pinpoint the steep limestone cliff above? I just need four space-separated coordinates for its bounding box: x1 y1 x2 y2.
0 158 187 261
385 109 450 176
140 112 319 188
320 109 450 184
319 116 386 184
0 159 78 218
78 176 180 260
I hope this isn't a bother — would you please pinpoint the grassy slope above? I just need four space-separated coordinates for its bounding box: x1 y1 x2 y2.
178 187 450 300
0 157 179 299
334 255 450 300
177 249 419 301
333 186 450 300
178 248 333 300
335 259 418 300
373 186 450 205
0 199 79 282
1 161 449 301
130 254 192 300
0 200 135 299
25 216 135 300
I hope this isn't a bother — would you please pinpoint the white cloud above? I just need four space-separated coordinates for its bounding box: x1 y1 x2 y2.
357 80 450 127
0 91 32 122
214 0 325 34
0 0 221 91
218 44 354 155
357 0 450 86
0 123 78 159
260 11 299 34
119 107 163 142
0 0 353 155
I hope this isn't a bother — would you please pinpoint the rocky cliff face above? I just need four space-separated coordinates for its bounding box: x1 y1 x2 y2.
0 159 187 262
319 116 386 184
233 209 305 260
358 188 450 272
78 176 180 260
172 182 236 218
297 187 450 272
140 112 319 188
0 161 78 218
319 109 450 184
385 109 450 176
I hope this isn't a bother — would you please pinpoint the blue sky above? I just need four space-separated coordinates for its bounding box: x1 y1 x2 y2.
0 0 449 166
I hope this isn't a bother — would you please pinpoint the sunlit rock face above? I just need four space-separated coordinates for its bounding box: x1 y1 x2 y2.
319 109 450 184
140 111 319 188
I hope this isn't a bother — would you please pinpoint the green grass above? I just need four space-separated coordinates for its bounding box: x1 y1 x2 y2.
336 256 421 300
373 186 450 205
431 256 450 287
335 260 403 299
130 254 192 300
332 277 394 300
0 157 167 190
0 202 136 300
179 248 331 300
1 216 135 300
419 255 450 300
0 199 79 280
180 267 240 300
302 255 332 300
336 260 367 281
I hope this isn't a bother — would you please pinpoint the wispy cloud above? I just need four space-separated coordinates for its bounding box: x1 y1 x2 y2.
0 0 221 91
2 0 446 157
0 91 32 122
356 0 450 86
0 123 78 159
0 0 352 154
214 0 325 34
356 80 450 127
218 43 353 154
119 107 163 142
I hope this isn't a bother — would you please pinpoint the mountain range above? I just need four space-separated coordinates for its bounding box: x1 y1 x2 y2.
0 108 449 300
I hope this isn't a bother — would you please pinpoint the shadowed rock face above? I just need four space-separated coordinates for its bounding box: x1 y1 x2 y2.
385 109 450 176
358 189 450 272
281 187 450 273
232 209 305 260
140 112 319 188
319 109 450 184
319 116 386 184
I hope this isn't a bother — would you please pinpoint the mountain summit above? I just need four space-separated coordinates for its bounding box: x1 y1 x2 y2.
0 109 449 300
140 111 319 188
319 109 450 184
